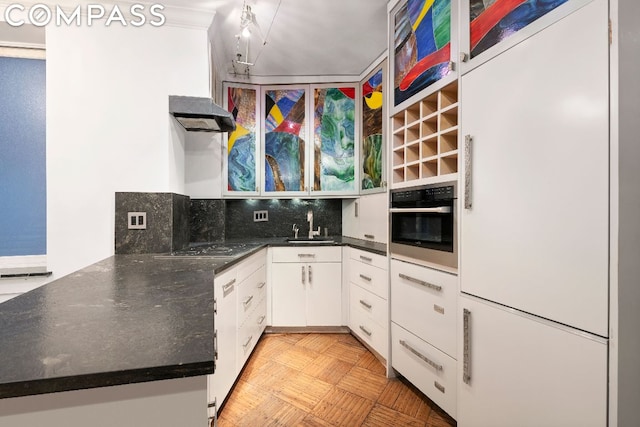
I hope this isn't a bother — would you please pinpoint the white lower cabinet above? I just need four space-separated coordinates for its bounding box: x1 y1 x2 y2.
392 322 456 418
271 246 342 327
207 266 237 422
207 249 267 420
390 258 457 419
457 295 607 427
347 248 389 359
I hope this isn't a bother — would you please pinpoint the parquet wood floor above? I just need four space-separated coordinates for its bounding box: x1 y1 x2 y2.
217 333 456 427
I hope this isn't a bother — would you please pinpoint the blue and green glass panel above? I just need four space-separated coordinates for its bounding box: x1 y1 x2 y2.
361 69 383 190
313 87 356 192
227 86 257 192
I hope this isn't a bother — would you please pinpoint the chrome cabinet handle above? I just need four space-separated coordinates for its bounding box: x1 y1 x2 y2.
213 297 217 315
359 325 372 336
257 281 266 289
222 278 236 293
308 265 312 284
364 234 375 239
398 273 442 291
257 315 266 325
214 329 218 361
302 266 306 284
359 255 373 262
359 299 372 309
434 381 445 394
465 135 473 210
389 207 452 214
359 274 372 282
433 304 445 314
243 295 254 306
298 253 316 258
399 339 443 371
243 335 253 348
463 308 472 384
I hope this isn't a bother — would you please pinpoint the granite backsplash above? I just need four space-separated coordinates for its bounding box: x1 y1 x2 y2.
115 192 190 254
191 199 342 242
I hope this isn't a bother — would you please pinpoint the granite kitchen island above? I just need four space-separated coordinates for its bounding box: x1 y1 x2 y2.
0 254 233 426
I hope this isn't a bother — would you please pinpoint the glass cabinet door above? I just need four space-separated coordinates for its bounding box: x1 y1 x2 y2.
223 83 260 196
360 61 386 193
311 84 358 195
261 86 310 196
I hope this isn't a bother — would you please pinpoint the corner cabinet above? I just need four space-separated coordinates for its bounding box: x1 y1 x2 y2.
270 246 342 327
260 84 359 197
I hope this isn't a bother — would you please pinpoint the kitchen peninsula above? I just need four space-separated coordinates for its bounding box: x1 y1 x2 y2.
0 237 385 426
0 254 224 426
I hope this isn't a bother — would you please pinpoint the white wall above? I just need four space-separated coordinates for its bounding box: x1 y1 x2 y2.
43 22 210 279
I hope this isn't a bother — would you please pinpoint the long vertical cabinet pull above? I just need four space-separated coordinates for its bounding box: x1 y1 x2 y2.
308 265 313 284
464 135 473 210
301 266 306 284
463 308 472 385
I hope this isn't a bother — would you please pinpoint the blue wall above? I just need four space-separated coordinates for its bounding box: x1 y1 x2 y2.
0 56 46 256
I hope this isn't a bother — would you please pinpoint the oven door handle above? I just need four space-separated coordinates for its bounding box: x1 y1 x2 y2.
389 207 452 214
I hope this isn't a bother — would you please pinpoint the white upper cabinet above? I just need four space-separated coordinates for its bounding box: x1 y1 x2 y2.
459 0 609 336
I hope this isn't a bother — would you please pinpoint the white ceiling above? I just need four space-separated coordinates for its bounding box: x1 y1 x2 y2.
161 0 389 81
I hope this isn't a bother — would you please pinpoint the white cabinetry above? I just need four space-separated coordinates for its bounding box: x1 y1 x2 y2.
348 248 388 359
459 0 609 337
207 266 237 421
271 246 342 327
457 295 607 427
390 258 457 418
342 193 388 244
358 193 388 244
207 249 267 419
236 251 267 369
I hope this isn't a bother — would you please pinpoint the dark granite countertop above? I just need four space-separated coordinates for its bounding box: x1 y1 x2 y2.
0 237 385 400
0 255 224 399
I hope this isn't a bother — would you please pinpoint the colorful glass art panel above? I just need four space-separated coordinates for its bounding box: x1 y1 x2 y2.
313 87 356 192
361 68 384 190
394 0 451 106
264 89 306 192
227 86 257 192
470 0 569 58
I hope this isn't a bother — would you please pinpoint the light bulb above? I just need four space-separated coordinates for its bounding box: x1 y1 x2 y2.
241 27 251 38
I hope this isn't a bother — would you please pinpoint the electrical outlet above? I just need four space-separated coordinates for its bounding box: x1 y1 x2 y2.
128 212 147 230
253 210 268 222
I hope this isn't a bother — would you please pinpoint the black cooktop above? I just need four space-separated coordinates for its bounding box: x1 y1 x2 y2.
168 242 256 258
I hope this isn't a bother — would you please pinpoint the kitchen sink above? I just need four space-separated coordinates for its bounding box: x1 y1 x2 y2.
286 237 335 244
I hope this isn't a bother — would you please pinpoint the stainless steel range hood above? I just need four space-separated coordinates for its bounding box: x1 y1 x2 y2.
169 95 236 132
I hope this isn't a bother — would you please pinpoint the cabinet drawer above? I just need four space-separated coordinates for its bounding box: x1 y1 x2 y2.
350 282 387 329
391 322 456 419
349 261 388 300
271 246 342 263
236 249 266 283
237 266 266 325
350 248 387 270
237 319 258 370
350 300 388 358
391 259 457 357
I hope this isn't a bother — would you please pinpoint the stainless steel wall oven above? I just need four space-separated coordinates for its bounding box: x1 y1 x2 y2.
390 182 457 269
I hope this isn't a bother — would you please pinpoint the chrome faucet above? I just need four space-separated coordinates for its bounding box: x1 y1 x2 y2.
292 224 299 239
307 209 320 239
